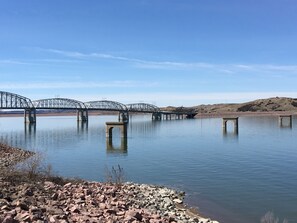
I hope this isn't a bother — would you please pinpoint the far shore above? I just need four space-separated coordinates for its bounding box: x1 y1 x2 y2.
0 110 296 118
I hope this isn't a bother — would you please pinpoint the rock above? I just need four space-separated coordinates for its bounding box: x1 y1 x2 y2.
44 181 55 189
63 182 72 187
126 210 143 221
116 211 126 216
47 207 64 215
173 199 183 204
99 203 106 209
17 212 31 221
1 205 10 210
16 201 29 211
24 189 33 196
69 205 80 213
2 215 19 223
51 193 58 200
106 209 117 215
49 216 58 223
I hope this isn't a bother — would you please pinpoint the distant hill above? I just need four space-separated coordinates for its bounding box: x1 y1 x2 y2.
162 97 297 115
194 97 297 114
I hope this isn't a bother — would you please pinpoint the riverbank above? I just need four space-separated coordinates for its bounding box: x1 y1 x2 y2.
0 143 219 223
0 143 34 169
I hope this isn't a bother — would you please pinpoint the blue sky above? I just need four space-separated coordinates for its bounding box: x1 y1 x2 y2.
1 0 297 106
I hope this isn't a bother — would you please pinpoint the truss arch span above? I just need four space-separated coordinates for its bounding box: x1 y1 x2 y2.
85 100 128 112
126 103 160 113
0 91 34 109
33 98 86 110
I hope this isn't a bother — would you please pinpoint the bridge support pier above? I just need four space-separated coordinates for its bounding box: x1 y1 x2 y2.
163 114 172 120
77 109 88 122
118 111 129 123
176 114 183 120
106 122 128 139
152 112 162 121
223 117 239 134
279 115 292 128
24 109 36 123
186 113 196 119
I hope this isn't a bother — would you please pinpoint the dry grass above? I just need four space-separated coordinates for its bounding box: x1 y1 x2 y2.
104 164 125 186
0 150 79 186
261 211 288 223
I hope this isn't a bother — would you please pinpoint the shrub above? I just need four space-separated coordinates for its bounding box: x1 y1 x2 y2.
261 211 288 223
105 164 125 186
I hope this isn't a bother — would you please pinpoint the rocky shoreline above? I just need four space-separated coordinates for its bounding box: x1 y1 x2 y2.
0 143 34 169
0 143 219 223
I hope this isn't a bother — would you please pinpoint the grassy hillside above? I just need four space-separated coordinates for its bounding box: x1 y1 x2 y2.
163 97 297 115
194 97 297 114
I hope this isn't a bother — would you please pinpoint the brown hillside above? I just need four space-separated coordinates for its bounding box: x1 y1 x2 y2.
179 97 297 114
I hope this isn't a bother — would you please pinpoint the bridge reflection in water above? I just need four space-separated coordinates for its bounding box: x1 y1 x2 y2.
0 116 163 157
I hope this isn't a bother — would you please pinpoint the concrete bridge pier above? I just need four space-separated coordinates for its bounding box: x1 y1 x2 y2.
223 117 239 134
176 114 183 120
24 109 36 123
106 122 128 139
152 112 162 121
118 111 129 123
279 115 293 128
77 109 88 122
163 114 172 120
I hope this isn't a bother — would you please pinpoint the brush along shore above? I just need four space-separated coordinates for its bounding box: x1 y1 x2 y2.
0 143 219 223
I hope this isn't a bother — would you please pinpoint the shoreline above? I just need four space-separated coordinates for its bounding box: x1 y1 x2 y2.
1 110 296 119
0 143 219 223
195 111 297 118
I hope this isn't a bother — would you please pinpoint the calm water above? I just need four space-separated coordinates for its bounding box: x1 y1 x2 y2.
0 115 297 223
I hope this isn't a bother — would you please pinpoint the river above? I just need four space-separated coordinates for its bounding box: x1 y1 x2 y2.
0 114 296 223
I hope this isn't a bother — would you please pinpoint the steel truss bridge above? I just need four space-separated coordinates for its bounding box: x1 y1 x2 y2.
0 91 197 123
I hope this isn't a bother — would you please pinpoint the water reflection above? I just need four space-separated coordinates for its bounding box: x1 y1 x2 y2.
223 129 239 142
128 116 161 136
223 127 239 135
77 121 88 133
25 123 36 136
106 137 128 156
0 131 26 148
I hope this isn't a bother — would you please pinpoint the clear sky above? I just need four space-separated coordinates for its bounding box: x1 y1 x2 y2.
1 0 297 106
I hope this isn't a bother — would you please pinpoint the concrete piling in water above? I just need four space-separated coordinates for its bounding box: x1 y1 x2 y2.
77 109 88 122
279 115 293 128
24 109 36 123
222 117 239 134
106 122 128 139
